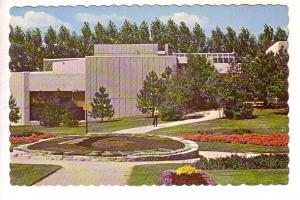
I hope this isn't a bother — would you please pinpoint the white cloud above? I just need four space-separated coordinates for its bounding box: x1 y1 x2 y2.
75 12 127 24
159 12 209 27
10 11 72 30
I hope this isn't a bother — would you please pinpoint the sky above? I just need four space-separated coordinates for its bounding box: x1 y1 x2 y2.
9 5 288 36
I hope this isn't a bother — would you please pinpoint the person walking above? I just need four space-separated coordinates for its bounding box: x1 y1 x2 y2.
152 108 159 127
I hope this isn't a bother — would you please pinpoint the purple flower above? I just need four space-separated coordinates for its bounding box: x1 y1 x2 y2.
160 170 175 186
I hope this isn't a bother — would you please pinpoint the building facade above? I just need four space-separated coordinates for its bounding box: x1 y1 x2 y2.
10 43 236 125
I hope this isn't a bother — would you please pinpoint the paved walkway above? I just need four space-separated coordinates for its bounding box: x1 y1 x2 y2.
11 155 198 186
112 110 220 134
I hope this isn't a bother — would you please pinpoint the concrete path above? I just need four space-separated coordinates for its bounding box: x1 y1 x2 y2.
112 110 220 134
11 155 199 186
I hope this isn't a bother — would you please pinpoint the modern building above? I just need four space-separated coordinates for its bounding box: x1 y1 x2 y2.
10 43 236 125
266 41 288 54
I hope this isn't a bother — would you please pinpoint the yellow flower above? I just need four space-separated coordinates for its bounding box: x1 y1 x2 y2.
175 165 200 175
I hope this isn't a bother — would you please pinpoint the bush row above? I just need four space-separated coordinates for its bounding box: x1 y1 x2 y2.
194 154 289 170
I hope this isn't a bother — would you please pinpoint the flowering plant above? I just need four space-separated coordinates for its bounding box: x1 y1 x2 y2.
180 133 288 146
10 133 56 144
175 165 200 175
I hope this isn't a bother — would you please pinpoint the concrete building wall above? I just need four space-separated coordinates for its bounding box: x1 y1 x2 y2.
85 55 177 118
52 59 85 74
94 44 159 56
10 72 30 125
266 41 288 54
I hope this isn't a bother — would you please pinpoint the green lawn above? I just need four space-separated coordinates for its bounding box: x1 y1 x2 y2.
10 163 61 186
149 109 288 136
10 115 162 136
197 142 288 153
128 163 288 185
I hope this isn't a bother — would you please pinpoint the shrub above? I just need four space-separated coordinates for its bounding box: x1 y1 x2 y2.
194 154 289 170
32 91 79 127
160 106 182 121
224 102 253 119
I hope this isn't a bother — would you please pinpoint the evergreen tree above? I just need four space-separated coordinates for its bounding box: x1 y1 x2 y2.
274 26 288 42
139 21 150 43
79 21 94 56
192 23 206 52
89 86 115 122
235 27 258 61
165 19 179 52
9 95 21 123
207 26 225 52
178 22 192 52
137 71 164 116
94 22 109 44
259 24 274 51
150 18 166 45
119 20 135 44
106 20 118 43
224 26 237 53
44 26 58 58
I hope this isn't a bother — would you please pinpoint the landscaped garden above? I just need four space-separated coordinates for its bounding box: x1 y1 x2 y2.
128 154 289 185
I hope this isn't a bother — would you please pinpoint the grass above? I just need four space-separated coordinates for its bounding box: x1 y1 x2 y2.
149 109 288 136
197 142 288 153
128 163 288 185
10 163 61 186
10 115 163 136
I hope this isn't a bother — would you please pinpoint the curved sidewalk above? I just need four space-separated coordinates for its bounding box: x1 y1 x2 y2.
112 110 220 134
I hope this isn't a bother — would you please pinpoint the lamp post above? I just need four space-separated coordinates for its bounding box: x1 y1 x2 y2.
83 103 91 135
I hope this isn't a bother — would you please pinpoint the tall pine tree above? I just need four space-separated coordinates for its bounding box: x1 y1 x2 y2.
89 86 115 123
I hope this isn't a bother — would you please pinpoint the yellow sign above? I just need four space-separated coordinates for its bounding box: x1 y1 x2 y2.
83 103 91 111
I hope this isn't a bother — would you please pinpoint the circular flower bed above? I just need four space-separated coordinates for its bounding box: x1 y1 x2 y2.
18 134 199 161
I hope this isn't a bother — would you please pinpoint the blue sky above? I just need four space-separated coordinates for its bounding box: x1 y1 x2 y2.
10 5 288 36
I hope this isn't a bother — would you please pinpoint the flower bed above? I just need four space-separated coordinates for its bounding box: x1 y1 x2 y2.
180 133 288 146
10 133 56 144
160 165 216 186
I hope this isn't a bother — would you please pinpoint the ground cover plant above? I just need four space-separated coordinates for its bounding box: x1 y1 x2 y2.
10 163 61 186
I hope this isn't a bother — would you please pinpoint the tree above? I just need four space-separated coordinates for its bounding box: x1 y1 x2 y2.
94 22 109 44
119 20 137 44
9 95 21 123
79 21 94 56
44 26 58 58
165 19 179 52
192 23 206 52
274 26 288 42
139 21 150 43
259 24 274 51
235 27 258 61
137 71 164 116
89 86 115 122
150 18 167 45
106 20 118 43
207 26 225 52
32 90 79 127
178 22 193 52
224 26 237 53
